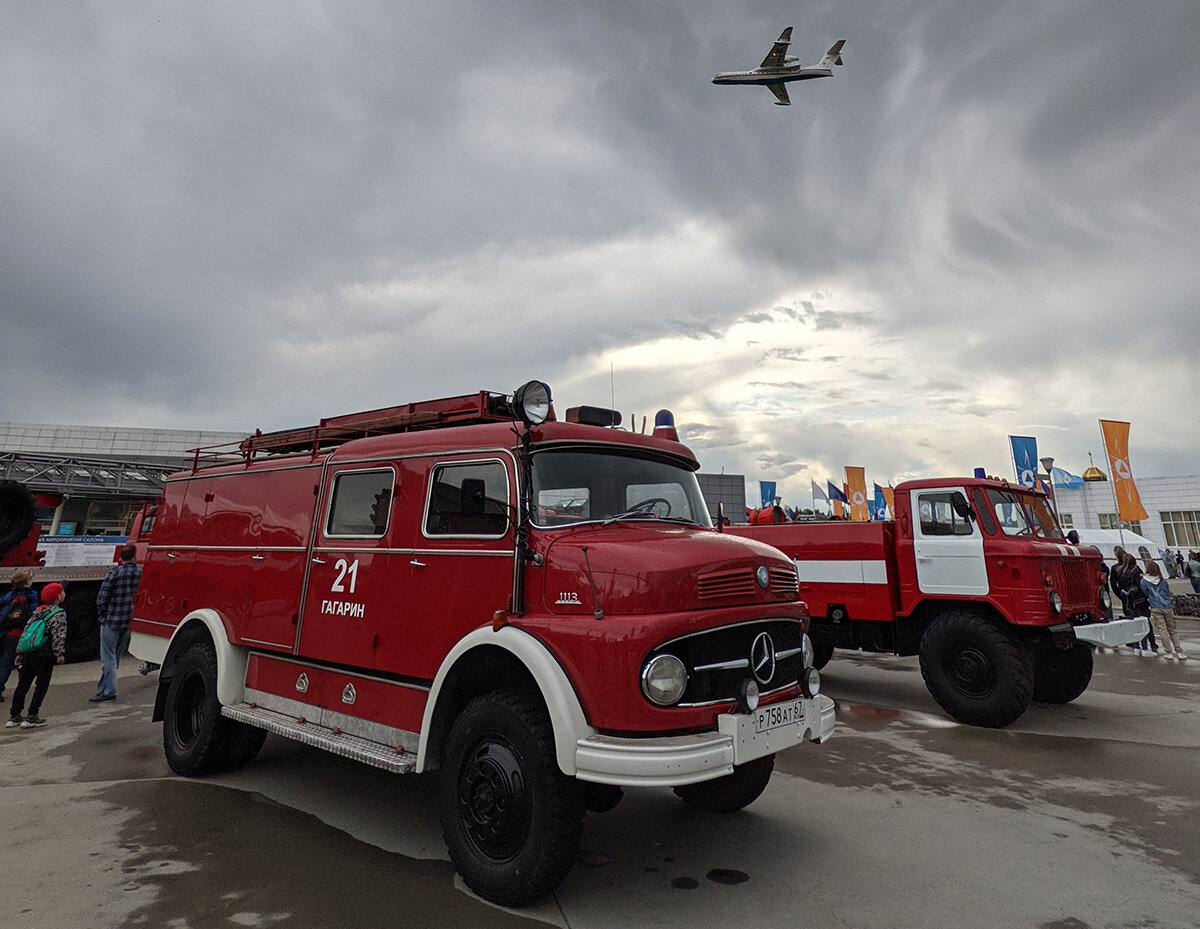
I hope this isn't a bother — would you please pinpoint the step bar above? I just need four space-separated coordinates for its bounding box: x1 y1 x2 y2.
222 702 418 774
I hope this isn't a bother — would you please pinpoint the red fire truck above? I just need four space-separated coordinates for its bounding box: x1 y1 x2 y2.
731 477 1147 728
129 381 834 905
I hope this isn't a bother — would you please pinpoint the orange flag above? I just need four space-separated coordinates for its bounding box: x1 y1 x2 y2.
1099 419 1149 522
845 467 869 522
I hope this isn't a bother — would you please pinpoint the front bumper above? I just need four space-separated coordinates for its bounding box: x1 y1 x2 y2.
573 693 835 788
1061 617 1150 647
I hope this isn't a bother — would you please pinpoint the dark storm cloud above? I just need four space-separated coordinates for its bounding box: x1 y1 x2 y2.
0 0 1195 496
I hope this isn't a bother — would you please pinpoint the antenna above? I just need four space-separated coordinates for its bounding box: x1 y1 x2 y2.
610 362 615 416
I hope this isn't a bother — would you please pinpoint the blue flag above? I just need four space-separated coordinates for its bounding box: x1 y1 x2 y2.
759 481 777 508
872 483 888 520
811 479 828 503
827 481 848 504
1051 467 1084 489
1009 435 1038 488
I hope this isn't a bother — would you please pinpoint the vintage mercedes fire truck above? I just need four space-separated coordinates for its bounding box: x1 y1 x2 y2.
732 477 1147 728
129 381 834 905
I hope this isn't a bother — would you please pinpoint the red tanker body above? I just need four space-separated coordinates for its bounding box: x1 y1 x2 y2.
731 477 1148 728
129 382 833 906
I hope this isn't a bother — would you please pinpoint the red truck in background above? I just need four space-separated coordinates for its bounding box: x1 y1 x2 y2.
732 477 1148 728
128 382 834 906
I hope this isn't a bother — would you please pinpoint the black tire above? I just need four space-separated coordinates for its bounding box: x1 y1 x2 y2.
673 754 775 813
1032 641 1094 704
223 723 268 769
0 480 36 557
439 689 584 906
919 609 1034 728
812 643 835 670
163 644 233 776
63 583 100 663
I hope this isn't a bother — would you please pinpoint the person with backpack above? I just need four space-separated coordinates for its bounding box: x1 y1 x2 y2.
0 569 40 703
6 582 67 729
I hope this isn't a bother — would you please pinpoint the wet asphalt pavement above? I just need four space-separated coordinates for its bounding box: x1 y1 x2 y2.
2 621 1198 929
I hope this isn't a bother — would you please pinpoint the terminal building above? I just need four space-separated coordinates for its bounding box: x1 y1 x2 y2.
1051 458 1200 553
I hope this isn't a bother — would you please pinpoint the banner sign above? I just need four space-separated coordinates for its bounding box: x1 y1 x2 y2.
1009 435 1038 488
1099 420 1149 522
845 467 869 522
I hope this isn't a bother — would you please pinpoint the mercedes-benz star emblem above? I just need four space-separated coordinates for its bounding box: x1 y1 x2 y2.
751 632 776 685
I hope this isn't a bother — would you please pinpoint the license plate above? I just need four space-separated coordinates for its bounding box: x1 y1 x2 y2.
753 697 806 734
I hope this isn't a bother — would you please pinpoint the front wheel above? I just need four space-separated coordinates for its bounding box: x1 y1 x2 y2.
1032 641 1094 704
673 754 775 812
919 609 1033 728
163 644 232 776
439 689 584 906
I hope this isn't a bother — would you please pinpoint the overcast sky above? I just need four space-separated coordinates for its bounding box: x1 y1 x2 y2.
3 1 1197 506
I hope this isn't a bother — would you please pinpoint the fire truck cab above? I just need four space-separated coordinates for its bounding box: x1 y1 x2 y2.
129 382 834 905
732 477 1148 728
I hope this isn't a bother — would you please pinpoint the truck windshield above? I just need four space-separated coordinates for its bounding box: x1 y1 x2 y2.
985 488 1064 540
530 449 713 529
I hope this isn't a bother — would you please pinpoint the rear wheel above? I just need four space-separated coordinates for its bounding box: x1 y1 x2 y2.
439 689 583 906
919 609 1033 728
673 754 775 813
1032 641 1093 704
163 644 232 776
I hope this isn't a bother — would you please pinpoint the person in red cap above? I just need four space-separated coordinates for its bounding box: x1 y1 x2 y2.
6 582 68 729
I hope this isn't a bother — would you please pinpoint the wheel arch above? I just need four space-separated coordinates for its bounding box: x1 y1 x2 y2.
150 610 248 722
417 625 593 776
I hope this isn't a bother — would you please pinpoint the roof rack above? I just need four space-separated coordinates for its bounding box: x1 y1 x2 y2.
187 390 537 471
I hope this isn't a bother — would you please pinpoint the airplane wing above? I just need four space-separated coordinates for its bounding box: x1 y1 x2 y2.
759 26 793 69
766 83 791 106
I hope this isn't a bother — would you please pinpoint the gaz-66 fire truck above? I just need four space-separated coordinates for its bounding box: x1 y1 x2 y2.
129 382 834 905
732 477 1148 729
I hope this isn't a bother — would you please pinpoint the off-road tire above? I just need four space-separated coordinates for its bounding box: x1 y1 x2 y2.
163 644 233 776
439 689 584 906
812 643 835 670
1031 641 1094 704
673 754 775 813
919 609 1034 728
0 480 36 557
63 583 100 663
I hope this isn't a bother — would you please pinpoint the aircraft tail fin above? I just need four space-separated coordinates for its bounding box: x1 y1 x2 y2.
817 40 846 70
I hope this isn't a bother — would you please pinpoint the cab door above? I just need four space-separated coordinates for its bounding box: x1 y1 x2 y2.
297 464 399 670
912 487 989 595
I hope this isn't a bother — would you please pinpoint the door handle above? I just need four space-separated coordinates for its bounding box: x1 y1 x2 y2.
410 559 427 568
311 557 326 564
251 555 265 562
167 552 177 560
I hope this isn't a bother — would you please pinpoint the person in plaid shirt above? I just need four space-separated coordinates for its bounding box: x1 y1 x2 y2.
90 543 142 703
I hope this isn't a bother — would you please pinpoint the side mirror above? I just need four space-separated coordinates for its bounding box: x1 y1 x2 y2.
951 493 975 522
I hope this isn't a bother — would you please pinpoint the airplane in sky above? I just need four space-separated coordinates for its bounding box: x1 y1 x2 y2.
712 27 845 106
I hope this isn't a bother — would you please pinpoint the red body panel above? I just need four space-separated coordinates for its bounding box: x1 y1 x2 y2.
135 417 808 737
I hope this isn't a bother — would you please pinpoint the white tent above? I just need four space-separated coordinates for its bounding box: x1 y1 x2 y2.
1072 529 1167 574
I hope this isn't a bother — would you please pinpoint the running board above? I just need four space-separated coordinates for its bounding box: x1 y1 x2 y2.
222 702 418 775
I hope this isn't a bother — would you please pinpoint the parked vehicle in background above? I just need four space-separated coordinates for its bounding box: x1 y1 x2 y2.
732 477 1147 728
129 382 834 905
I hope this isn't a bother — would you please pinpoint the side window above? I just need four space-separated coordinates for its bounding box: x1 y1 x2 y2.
971 490 997 534
425 461 510 537
326 469 394 537
917 492 975 537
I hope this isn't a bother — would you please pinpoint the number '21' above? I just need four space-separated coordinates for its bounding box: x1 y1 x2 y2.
332 558 359 594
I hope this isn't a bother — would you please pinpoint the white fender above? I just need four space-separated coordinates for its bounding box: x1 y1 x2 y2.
159 609 249 708
416 624 596 775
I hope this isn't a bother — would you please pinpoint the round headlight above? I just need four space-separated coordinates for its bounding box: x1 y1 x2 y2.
756 565 770 589
1100 588 1111 609
801 633 815 669
801 667 821 698
1049 591 1063 614
512 380 552 425
642 654 688 706
737 678 760 713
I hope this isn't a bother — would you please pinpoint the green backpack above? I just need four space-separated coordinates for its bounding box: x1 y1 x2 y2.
17 607 62 655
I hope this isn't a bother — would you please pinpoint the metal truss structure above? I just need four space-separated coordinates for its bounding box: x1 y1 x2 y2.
0 451 178 497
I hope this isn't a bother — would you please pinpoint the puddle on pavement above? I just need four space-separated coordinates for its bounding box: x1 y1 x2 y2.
100 779 555 929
